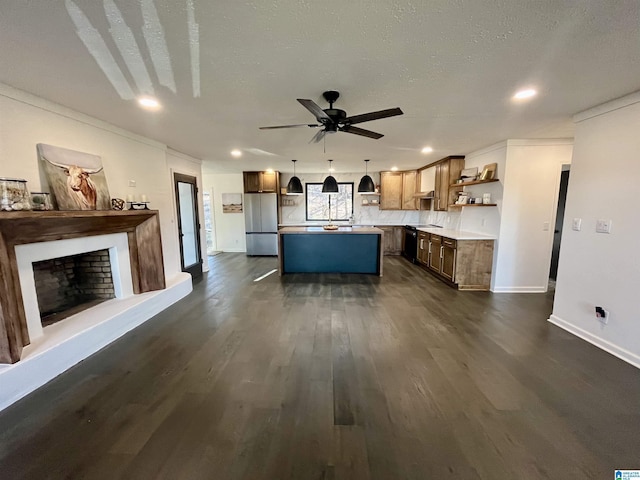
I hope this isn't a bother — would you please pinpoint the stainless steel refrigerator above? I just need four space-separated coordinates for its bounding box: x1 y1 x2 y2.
244 193 278 255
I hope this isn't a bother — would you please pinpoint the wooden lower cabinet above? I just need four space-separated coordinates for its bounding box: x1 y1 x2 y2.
421 232 494 291
377 226 403 255
427 234 442 273
417 232 429 265
440 237 456 282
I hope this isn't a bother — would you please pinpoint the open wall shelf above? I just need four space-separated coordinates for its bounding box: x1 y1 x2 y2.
450 178 499 188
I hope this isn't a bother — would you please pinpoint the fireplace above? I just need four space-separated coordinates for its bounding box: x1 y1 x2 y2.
34 249 116 327
0 210 166 363
0 210 195 413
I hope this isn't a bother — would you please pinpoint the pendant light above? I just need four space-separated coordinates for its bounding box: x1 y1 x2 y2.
357 159 375 193
322 159 339 194
286 159 303 195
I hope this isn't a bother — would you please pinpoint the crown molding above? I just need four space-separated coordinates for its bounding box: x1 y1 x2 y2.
573 90 640 123
0 83 166 151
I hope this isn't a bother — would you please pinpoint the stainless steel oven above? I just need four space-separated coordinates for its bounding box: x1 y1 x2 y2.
402 225 418 263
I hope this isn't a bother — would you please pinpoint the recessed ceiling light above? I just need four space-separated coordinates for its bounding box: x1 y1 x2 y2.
230 149 242 158
421 146 433 154
265 168 274 173
137 96 161 109
391 166 398 171
513 89 537 100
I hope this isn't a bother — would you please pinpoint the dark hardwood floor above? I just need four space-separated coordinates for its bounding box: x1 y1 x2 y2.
1 253 638 479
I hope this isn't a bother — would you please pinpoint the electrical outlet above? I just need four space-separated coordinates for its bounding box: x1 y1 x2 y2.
128 180 136 187
595 306 609 324
572 218 582 231
481 218 486 227
596 219 612 234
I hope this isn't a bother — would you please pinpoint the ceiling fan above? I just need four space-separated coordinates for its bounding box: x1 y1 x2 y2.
259 91 403 143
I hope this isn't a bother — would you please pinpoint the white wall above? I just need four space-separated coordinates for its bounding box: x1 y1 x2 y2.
494 140 573 292
166 149 209 272
551 92 640 368
203 173 246 252
0 84 187 279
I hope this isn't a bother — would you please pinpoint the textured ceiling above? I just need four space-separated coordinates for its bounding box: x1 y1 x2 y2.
1 1 639 174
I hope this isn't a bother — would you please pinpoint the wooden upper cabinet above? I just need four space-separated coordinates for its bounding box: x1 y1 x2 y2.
244 172 261 193
401 170 419 210
261 171 277 192
380 172 403 210
380 170 418 210
432 156 465 211
243 171 279 193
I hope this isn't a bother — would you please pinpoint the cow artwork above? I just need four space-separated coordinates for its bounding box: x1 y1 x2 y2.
37 144 111 211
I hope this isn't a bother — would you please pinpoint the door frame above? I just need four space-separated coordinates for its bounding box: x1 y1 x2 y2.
174 172 203 278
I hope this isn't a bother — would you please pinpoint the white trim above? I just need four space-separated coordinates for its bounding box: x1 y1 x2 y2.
573 90 640 123
548 315 640 370
0 82 166 151
167 148 202 164
222 248 246 253
0 273 192 412
465 141 507 158
491 286 547 293
506 138 574 146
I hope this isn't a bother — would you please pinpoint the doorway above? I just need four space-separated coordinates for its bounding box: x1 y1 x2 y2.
174 173 202 278
549 166 570 281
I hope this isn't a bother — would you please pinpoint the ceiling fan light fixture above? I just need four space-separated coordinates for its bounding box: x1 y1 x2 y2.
322 159 339 194
287 159 303 195
358 159 376 193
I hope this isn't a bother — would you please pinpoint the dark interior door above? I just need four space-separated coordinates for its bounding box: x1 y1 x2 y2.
174 173 202 278
550 169 570 280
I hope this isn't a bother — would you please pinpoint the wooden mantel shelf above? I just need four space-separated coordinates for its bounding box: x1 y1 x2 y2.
0 210 166 364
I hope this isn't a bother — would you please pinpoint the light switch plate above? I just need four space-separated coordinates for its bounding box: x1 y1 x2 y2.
543 222 550 231
572 218 582 231
596 219 612 233
128 180 136 187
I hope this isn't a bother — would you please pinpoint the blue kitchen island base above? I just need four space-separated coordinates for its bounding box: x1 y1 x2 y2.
278 226 384 276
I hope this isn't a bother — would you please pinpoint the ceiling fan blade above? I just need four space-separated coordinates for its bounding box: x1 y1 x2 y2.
259 123 319 130
309 129 327 144
297 99 332 122
344 107 403 125
340 125 384 139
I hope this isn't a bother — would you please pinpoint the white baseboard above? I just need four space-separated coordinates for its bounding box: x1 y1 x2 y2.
0 273 192 412
491 286 547 293
548 315 640 369
221 248 245 253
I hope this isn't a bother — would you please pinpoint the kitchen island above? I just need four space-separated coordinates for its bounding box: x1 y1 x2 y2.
278 226 384 276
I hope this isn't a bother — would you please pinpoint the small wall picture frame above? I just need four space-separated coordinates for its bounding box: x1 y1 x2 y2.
480 163 497 181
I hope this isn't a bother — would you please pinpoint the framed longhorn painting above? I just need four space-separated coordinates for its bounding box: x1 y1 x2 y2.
37 143 111 210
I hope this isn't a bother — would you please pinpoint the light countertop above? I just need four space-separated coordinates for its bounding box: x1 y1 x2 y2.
279 223 403 227
278 226 384 235
416 227 496 240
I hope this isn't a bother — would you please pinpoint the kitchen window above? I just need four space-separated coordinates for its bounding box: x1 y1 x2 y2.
305 182 354 221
